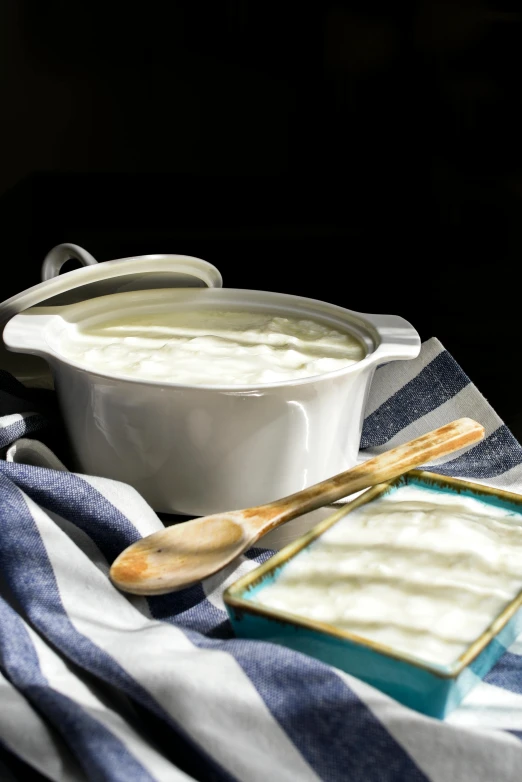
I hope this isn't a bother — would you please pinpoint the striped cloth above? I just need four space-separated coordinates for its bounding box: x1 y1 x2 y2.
2 337 522 782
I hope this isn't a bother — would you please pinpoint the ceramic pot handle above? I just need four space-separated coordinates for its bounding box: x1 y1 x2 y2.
41 243 98 281
361 312 421 364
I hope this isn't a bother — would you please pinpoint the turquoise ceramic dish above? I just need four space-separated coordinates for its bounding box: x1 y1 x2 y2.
223 470 522 718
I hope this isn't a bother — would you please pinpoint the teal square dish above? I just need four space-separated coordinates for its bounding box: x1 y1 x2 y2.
223 470 522 718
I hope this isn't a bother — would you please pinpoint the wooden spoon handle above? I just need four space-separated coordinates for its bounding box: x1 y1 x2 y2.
250 417 484 538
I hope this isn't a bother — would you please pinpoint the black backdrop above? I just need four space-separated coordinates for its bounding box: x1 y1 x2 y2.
2 1 522 439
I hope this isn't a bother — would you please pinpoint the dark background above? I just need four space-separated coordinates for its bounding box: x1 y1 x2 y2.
1 1 522 438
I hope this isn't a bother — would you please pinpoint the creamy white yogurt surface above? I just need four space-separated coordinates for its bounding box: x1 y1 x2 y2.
56 308 365 385
252 484 522 666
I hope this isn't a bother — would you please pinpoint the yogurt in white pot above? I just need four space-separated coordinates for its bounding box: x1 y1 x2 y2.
56 307 367 386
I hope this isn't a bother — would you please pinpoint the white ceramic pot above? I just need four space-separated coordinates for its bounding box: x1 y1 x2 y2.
3 274 420 516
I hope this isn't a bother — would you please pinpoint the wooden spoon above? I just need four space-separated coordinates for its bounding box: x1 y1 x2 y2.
110 417 484 595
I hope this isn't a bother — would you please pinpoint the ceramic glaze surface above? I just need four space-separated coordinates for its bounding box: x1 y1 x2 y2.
56 307 366 385
252 484 522 665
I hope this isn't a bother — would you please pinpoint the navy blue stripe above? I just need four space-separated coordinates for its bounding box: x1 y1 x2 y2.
150 584 231 636
0 473 237 782
360 351 471 449
0 596 155 782
232 643 428 782
484 651 522 694
432 425 522 479
0 461 142 562
0 414 48 449
172 629 428 782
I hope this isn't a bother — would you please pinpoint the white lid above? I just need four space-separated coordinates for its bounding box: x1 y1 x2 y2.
0 243 223 326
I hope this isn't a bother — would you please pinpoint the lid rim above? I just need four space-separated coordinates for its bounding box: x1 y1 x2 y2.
0 253 223 326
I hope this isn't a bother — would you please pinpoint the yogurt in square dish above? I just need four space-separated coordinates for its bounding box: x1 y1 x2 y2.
251 484 522 665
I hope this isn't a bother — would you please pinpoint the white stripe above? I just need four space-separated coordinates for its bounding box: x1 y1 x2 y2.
47 508 152 618
337 670 522 782
24 492 320 782
507 638 522 656
27 622 191 782
364 338 445 417
0 412 25 429
467 463 522 495
0 668 85 782
448 680 522 731
79 474 164 538
6 439 68 471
